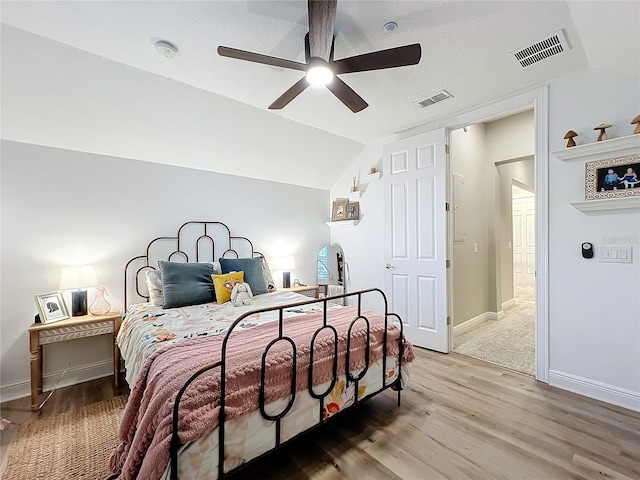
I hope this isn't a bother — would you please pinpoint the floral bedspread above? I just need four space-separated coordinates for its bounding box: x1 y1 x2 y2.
117 290 412 480
117 290 335 386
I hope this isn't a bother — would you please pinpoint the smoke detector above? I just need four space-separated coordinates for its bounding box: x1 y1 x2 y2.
154 40 178 58
415 90 453 108
510 30 570 68
383 22 398 34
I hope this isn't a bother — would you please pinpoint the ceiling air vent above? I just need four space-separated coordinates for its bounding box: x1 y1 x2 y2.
415 90 453 108
511 30 570 68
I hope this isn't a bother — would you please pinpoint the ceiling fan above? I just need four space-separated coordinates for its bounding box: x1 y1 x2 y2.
217 0 421 113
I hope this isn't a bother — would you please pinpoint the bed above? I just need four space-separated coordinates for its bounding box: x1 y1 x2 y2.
108 221 414 480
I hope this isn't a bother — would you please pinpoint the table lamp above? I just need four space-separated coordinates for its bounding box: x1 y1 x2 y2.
60 265 98 316
272 256 296 288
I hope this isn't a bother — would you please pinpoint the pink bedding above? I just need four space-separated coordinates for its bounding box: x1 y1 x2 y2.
109 307 414 479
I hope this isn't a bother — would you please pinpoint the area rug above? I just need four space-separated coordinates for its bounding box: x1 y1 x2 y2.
3 395 127 480
454 283 535 376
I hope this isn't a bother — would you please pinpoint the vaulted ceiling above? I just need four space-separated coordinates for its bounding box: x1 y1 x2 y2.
2 1 638 188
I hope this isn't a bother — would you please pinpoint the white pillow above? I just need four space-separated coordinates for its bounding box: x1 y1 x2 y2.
200 261 222 275
145 269 164 306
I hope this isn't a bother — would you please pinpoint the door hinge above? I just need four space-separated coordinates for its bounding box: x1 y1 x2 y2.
446 259 450 268
445 143 450 154
447 316 451 325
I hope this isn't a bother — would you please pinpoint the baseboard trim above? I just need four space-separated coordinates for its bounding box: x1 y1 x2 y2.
502 298 516 310
0 359 114 403
454 311 501 335
548 369 640 412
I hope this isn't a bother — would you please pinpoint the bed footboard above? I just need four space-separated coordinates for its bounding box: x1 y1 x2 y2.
169 288 406 480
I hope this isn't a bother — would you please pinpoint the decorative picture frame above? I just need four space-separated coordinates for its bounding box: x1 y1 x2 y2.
585 154 640 200
34 292 70 324
332 200 348 221
346 201 360 220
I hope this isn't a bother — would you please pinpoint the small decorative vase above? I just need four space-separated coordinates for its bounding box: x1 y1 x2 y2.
90 286 111 315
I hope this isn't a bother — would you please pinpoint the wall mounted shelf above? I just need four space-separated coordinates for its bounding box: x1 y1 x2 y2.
571 197 640 214
347 191 362 202
553 134 640 161
326 220 359 227
368 172 382 181
553 133 640 214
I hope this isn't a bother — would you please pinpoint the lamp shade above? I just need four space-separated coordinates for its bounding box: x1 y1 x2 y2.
271 256 296 271
60 265 98 290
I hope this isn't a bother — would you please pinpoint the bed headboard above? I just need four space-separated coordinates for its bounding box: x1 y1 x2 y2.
124 221 263 308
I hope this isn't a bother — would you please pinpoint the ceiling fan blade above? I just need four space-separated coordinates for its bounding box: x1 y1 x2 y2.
217 46 307 71
268 77 310 110
333 43 422 74
326 76 368 113
308 0 337 61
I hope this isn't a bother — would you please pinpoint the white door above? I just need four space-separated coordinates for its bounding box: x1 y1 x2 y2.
383 129 448 352
512 193 536 284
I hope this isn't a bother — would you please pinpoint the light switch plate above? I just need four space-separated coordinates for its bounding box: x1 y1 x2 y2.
599 246 632 263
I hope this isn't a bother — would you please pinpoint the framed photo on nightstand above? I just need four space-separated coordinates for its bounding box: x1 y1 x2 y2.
34 292 69 324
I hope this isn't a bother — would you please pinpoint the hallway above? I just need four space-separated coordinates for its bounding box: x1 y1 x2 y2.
454 282 535 376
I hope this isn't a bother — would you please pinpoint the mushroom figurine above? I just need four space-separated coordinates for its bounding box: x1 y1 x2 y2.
564 130 578 147
594 123 612 141
631 115 640 134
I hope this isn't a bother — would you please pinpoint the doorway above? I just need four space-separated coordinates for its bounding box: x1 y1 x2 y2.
451 112 536 376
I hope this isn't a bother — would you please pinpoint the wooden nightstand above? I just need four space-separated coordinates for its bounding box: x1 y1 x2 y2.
281 285 320 299
28 309 122 411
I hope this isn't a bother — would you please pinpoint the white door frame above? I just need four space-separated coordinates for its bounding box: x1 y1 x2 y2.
402 86 549 382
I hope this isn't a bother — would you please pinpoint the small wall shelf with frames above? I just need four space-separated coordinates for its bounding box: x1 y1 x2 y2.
326 220 360 227
553 134 640 214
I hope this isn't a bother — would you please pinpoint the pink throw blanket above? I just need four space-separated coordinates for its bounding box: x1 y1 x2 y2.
109 307 415 479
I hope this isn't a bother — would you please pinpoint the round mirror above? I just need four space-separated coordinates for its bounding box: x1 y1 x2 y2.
317 245 345 299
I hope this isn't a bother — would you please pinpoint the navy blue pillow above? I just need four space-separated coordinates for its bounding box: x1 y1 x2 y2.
158 261 214 308
219 257 269 295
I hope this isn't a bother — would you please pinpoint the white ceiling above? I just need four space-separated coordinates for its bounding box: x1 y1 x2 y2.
1 1 638 188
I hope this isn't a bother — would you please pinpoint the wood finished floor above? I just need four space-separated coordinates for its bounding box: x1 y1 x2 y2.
1 348 639 480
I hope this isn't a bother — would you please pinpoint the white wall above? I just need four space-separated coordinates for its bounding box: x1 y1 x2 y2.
328 137 391 314
1 25 364 190
0 141 329 401
547 68 640 408
331 67 640 411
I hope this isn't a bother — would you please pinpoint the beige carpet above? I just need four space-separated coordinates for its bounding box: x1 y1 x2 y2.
454 283 535 376
3 395 126 480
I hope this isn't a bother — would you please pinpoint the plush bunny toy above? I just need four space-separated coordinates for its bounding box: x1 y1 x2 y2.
230 281 253 307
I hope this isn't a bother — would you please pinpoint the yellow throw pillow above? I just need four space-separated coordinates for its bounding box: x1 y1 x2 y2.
212 271 244 304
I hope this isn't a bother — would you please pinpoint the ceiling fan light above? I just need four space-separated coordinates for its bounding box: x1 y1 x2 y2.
306 64 334 87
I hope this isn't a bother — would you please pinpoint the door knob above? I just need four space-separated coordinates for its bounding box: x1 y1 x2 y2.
385 263 394 270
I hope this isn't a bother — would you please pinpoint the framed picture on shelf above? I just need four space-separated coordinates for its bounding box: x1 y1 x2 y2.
346 201 360 220
332 200 348 221
34 292 70 324
585 154 640 200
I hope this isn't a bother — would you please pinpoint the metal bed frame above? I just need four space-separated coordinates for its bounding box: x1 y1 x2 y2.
119 221 406 480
